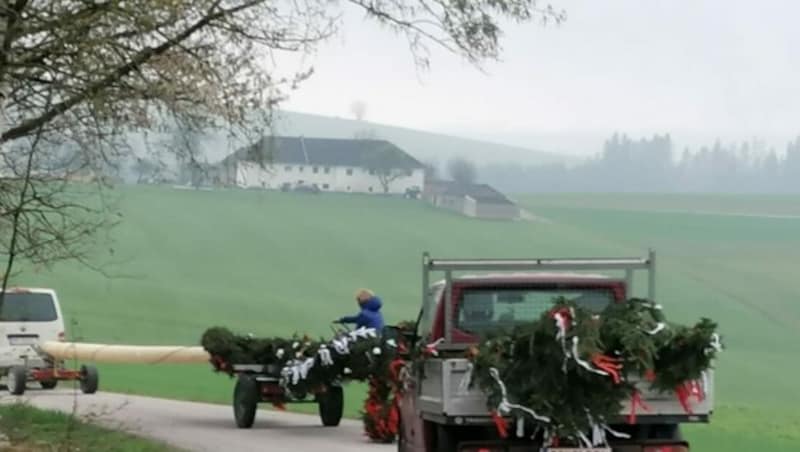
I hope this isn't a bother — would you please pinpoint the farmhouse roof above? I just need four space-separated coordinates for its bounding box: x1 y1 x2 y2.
221 136 423 170
429 180 516 206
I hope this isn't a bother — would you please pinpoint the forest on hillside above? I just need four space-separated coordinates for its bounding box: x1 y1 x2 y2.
481 134 800 194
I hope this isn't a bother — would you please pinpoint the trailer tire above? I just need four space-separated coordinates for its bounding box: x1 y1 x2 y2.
80 365 99 394
7 366 27 395
435 424 457 452
233 375 259 429
40 380 58 390
318 385 344 427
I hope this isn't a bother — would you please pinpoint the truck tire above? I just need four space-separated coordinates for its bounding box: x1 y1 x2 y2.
233 375 259 429
80 365 99 394
7 366 27 395
318 385 344 427
40 380 58 390
435 424 457 452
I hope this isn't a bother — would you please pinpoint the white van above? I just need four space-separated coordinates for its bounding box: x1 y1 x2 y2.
0 287 66 392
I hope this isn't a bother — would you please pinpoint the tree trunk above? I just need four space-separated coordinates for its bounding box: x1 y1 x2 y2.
0 0 9 141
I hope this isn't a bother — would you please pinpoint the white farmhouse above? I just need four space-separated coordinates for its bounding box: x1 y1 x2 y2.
212 136 424 195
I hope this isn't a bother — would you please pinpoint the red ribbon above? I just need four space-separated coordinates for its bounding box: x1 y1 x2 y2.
591 354 623 384
549 307 573 330
675 380 705 414
628 389 651 424
491 411 509 438
675 383 693 414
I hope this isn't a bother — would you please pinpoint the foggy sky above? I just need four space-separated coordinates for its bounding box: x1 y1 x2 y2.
280 0 800 156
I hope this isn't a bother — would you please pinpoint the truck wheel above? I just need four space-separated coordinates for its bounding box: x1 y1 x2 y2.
40 380 58 390
435 424 457 452
7 366 27 395
318 385 344 427
233 375 259 429
79 365 99 394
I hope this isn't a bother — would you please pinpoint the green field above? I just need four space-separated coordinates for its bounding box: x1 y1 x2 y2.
12 186 800 451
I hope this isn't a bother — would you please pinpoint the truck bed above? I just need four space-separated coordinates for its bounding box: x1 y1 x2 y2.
417 358 713 425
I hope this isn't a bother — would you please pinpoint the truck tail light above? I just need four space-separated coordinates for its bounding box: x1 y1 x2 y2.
644 445 689 452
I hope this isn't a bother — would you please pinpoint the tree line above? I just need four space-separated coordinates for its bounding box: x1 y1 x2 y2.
481 133 800 193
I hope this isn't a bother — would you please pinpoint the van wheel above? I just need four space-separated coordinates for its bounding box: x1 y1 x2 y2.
40 380 58 390
8 366 27 395
79 365 99 394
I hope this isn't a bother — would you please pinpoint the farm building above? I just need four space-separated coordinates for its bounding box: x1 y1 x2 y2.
210 136 424 195
424 180 520 220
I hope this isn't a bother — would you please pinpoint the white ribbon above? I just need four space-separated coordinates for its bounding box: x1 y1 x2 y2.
489 368 550 423
571 337 609 377
577 431 593 448
587 411 631 446
281 358 316 386
516 416 525 438
553 312 569 372
331 337 350 355
644 322 667 335
317 346 334 366
348 327 378 341
424 338 445 357
385 339 397 348
709 333 723 352
457 362 474 395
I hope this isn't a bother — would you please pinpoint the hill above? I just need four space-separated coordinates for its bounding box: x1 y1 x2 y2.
12 187 800 452
121 111 569 179
270 111 570 167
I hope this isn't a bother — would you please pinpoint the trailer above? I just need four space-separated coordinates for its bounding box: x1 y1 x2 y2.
225 362 344 429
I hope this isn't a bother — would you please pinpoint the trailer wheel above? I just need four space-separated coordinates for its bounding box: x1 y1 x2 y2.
40 380 58 390
233 375 259 429
318 385 344 427
435 424 457 452
7 366 27 395
80 365 99 394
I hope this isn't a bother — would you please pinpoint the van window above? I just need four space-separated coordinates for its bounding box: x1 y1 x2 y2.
0 293 58 322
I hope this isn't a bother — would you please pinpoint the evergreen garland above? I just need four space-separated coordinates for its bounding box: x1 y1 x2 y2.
469 298 722 444
201 324 411 442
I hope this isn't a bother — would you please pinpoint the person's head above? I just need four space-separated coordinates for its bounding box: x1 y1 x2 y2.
355 288 375 305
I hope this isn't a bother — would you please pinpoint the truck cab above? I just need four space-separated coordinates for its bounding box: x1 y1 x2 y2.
398 252 711 452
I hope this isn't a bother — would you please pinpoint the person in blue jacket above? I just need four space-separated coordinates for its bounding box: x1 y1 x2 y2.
336 288 385 331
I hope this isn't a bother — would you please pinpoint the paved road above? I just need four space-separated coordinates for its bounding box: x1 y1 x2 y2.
1 389 393 452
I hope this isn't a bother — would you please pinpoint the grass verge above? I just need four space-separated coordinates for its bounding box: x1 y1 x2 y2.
0 403 180 452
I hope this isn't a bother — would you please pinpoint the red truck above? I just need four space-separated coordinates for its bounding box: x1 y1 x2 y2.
397 251 713 452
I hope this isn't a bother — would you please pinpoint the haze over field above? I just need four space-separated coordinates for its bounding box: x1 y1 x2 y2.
280 0 800 156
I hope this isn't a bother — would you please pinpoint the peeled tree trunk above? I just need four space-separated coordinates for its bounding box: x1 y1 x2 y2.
40 341 210 364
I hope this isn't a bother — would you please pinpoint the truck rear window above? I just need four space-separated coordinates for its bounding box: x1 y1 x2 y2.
0 293 58 322
457 287 614 335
